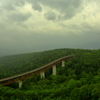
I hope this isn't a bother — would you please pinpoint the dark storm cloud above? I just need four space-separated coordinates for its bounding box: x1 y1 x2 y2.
44 11 57 21
43 0 82 20
1 0 25 11
63 10 76 20
29 0 83 20
27 0 42 12
32 3 42 12
8 12 32 22
3 2 15 11
38 0 82 12
13 0 25 6
1 0 83 20
40 0 82 20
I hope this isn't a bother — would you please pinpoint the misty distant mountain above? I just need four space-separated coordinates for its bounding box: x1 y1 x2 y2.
0 42 100 57
0 54 7 57
79 41 100 50
0 55 2 57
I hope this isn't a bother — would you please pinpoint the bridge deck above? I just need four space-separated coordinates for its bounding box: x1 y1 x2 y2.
0 55 75 83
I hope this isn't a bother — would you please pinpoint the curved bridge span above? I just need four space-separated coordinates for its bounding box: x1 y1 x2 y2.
0 55 75 87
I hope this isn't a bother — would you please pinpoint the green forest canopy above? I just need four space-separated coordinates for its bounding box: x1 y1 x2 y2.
0 48 100 100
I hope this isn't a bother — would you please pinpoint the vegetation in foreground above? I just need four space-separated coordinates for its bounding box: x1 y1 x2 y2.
0 48 100 100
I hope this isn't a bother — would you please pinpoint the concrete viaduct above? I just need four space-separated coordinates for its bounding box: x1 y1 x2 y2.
0 55 75 87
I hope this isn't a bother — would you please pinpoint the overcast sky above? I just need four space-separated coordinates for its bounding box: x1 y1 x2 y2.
0 0 100 56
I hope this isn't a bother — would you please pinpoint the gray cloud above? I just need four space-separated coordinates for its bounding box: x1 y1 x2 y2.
8 12 32 22
0 0 25 11
27 0 42 12
32 3 42 12
81 22 93 30
41 0 82 20
44 11 57 21
29 0 83 20
0 0 83 20
3 2 15 11
63 10 75 20
13 0 25 6
83 15 87 20
39 0 82 11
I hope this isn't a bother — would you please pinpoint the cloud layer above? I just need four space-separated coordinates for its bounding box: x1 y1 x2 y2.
0 0 100 56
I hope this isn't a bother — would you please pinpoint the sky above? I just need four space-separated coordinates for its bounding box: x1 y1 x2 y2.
0 0 100 56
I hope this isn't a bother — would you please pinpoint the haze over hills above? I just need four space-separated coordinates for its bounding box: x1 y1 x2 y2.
0 41 100 57
79 41 100 50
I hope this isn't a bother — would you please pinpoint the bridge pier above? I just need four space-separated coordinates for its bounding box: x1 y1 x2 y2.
52 65 56 75
40 72 45 79
62 61 65 67
18 80 22 88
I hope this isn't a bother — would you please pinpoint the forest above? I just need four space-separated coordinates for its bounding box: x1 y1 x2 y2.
0 48 100 100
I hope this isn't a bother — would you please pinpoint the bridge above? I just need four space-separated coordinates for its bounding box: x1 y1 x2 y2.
0 55 75 87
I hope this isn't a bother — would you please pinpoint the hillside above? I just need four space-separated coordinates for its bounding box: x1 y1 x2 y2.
0 48 76 79
0 48 100 100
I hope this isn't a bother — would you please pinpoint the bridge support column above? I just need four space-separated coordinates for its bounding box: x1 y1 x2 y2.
18 80 22 88
62 61 65 67
52 65 56 75
40 72 45 79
